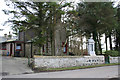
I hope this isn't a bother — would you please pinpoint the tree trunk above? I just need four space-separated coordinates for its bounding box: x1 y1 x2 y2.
93 31 98 55
67 37 69 56
23 31 26 57
115 37 118 51
108 33 112 50
97 34 102 55
86 36 89 55
115 30 120 51
52 11 57 56
80 35 83 56
105 34 108 51
46 29 48 54
50 30 53 55
51 26 55 56
119 42 120 51
118 34 120 52
77 42 80 56
50 21 55 56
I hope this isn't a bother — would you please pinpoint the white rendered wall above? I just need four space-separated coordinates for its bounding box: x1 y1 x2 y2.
110 56 119 63
34 56 105 69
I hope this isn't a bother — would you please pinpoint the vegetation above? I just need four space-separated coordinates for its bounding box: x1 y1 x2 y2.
3 1 73 56
105 50 120 57
33 63 120 72
115 5 120 52
76 2 118 54
3 1 120 56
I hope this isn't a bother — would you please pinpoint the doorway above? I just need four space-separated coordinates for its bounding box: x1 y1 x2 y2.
10 43 12 56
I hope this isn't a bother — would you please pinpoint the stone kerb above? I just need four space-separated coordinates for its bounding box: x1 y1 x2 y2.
34 56 105 69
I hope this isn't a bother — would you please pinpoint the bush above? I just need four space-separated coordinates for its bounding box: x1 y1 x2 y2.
105 50 120 57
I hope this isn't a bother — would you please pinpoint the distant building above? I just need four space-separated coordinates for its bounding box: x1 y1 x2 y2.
0 32 19 56
0 40 24 57
0 32 18 42
0 36 7 43
19 22 67 56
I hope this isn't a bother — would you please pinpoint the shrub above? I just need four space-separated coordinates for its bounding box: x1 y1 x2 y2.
104 50 120 57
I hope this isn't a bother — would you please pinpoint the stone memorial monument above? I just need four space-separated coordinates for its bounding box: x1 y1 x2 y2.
88 37 96 56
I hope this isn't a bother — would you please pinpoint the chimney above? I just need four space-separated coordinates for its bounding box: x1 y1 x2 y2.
4 34 7 38
8 31 12 39
9 31 10 35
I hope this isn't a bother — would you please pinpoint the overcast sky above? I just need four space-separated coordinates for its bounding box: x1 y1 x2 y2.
0 0 11 36
0 0 119 37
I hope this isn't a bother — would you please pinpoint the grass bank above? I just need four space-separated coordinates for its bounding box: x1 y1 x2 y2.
33 63 120 73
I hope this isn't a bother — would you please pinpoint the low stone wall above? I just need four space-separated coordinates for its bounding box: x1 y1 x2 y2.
34 56 105 69
110 56 120 63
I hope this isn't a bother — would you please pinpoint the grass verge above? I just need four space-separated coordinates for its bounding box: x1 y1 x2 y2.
33 63 120 73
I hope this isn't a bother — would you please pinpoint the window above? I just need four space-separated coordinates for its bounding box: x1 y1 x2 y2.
0 44 6 50
16 44 22 51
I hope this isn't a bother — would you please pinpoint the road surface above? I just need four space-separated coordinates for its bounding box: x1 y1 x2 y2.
1 56 33 76
3 65 119 78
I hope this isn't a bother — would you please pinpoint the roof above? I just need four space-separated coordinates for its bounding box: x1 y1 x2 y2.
1 39 24 44
27 40 33 43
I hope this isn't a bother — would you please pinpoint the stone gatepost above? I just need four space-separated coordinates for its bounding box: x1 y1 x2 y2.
88 38 96 56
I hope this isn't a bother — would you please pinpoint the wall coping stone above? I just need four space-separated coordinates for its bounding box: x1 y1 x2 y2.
34 55 104 58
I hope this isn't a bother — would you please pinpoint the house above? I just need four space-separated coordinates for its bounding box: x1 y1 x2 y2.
0 40 24 57
0 32 23 57
18 22 67 56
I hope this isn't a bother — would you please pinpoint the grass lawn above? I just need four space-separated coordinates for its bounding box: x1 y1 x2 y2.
33 63 120 73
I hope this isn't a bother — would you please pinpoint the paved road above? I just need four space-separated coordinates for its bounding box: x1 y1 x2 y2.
1 56 33 76
3 65 119 78
0 55 2 79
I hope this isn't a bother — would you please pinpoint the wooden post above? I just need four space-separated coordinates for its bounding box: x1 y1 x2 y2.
23 31 26 57
31 42 33 58
14 43 15 57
